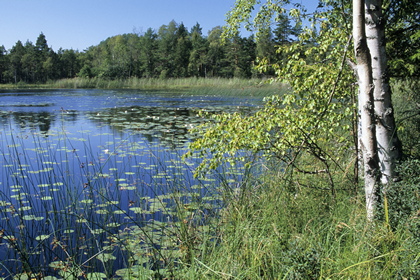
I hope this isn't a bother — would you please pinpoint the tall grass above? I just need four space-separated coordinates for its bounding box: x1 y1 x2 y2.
0 76 282 92
0 78 418 279
0 117 249 279
49 77 280 90
173 167 420 279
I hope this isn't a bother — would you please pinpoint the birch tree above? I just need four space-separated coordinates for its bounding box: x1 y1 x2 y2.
353 0 401 219
188 0 401 220
352 0 380 220
364 0 400 185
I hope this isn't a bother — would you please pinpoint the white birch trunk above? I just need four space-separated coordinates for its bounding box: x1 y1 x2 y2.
365 0 400 185
353 0 380 220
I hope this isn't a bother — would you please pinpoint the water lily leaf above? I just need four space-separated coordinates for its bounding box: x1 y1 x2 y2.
115 265 153 278
3 235 16 241
19 206 32 211
42 276 60 280
106 222 120 228
22 215 37 220
59 270 82 279
96 253 116 262
36 234 50 241
129 207 143 214
0 201 11 206
91 229 105 235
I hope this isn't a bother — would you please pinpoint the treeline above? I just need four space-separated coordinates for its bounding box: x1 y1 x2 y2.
0 18 300 84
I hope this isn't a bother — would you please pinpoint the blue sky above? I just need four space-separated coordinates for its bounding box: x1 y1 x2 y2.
1 0 318 52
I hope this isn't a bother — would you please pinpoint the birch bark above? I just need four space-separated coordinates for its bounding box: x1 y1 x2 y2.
365 0 401 185
353 0 380 220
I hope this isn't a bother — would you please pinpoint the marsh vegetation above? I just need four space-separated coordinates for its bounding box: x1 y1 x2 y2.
0 84 274 279
0 78 419 279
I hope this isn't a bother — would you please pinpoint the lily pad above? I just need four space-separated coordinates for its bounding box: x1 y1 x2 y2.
36 234 50 241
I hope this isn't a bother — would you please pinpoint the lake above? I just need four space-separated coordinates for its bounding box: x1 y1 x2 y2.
0 89 262 278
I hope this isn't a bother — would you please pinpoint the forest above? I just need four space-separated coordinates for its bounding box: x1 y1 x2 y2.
0 16 302 84
0 9 417 86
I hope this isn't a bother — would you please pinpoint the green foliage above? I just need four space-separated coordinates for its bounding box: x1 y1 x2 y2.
188 1 357 191
371 159 420 279
392 79 420 158
385 0 420 77
377 160 420 232
0 17 303 85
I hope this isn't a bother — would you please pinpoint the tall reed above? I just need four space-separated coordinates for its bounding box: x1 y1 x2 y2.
48 77 284 91
0 115 251 279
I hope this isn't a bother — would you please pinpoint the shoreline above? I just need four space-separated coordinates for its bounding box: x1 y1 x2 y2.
0 77 281 90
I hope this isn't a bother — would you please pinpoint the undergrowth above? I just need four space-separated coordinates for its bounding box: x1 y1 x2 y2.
177 164 420 279
0 78 418 279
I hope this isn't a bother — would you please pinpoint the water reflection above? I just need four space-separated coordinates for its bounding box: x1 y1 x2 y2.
0 89 259 277
85 106 202 147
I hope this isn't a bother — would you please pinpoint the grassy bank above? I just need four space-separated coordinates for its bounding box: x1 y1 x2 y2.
177 163 420 279
0 77 283 91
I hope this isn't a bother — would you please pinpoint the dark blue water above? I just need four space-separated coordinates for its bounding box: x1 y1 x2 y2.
0 89 261 277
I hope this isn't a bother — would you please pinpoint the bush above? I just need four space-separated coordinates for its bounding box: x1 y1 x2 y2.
392 79 420 159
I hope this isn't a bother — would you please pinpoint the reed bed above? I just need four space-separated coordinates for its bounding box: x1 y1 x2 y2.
0 77 284 91
0 118 253 279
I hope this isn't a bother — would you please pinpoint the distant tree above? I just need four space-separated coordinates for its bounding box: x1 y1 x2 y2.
189 23 208 77
273 13 301 45
83 43 106 77
125 33 141 77
35 33 49 54
173 23 192 77
190 22 202 35
157 20 178 78
0 45 8 83
107 35 131 78
206 26 228 77
21 40 37 82
34 33 51 81
225 35 255 78
8 40 25 83
255 27 276 76
43 56 55 80
58 48 80 78
77 49 94 78
139 28 158 78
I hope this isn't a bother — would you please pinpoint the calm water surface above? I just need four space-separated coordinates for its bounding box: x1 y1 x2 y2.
0 89 261 277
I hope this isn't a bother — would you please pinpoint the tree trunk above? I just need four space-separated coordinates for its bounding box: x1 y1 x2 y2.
353 0 380 220
365 0 401 185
